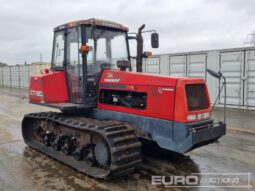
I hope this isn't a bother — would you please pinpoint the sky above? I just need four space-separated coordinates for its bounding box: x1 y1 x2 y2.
0 0 255 65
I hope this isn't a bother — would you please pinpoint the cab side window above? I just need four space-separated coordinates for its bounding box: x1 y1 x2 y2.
66 27 82 73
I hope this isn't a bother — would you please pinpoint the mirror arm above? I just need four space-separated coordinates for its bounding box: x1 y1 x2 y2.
142 30 157 34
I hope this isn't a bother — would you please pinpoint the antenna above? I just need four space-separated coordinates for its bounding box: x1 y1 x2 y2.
244 30 255 47
251 31 255 46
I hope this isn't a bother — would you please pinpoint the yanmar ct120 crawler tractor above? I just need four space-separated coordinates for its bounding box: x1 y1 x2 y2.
22 18 226 179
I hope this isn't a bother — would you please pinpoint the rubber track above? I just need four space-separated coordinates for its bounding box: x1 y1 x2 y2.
22 112 142 179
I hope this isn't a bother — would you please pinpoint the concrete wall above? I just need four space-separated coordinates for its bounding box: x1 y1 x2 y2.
0 63 50 89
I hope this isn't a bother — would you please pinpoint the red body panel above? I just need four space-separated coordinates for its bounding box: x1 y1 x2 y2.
174 78 211 122
29 69 211 123
98 70 211 122
98 85 176 120
101 70 179 86
29 70 68 104
98 70 178 120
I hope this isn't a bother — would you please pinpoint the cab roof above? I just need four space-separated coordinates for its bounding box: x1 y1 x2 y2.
54 18 129 32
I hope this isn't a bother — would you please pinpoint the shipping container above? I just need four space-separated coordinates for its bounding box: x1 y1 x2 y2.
148 47 255 110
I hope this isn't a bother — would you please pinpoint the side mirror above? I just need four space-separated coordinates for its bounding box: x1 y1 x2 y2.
151 33 159 48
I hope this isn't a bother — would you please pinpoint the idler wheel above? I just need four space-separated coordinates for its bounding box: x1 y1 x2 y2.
94 142 110 167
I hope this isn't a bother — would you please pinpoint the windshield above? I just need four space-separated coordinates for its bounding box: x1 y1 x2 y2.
86 28 129 74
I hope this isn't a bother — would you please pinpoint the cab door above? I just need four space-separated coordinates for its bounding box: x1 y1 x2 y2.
66 27 84 104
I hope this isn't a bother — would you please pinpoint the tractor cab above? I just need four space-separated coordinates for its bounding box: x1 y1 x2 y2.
51 19 130 106
29 18 159 111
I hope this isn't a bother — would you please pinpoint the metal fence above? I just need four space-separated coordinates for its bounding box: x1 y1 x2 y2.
0 63 50 89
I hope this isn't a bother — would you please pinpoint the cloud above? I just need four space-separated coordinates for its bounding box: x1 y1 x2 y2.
0 0 254 64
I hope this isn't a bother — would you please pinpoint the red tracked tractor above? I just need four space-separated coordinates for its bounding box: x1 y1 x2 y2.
22 18 226 179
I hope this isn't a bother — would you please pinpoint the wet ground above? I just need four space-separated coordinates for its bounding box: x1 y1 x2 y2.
0 87 254 191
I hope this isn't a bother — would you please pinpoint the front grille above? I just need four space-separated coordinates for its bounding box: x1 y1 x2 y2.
185 84 209 111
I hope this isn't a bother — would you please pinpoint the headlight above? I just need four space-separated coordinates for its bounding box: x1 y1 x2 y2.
187 114 197 121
